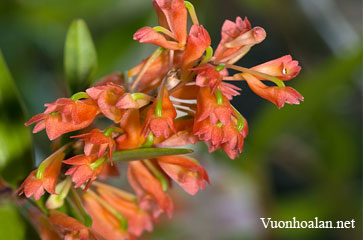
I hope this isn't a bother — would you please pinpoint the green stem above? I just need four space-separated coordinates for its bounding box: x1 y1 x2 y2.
216 64 225 72
143 159 168 192
184 1 199 25
71 188 93 227
141 132 154 148
31 198 48 215
232 106 245 131
155 94 163 117
103 127 115 137
214 88 224 105
70 92 89 101
199 46 213 66
90 157 106 170
153 26 176 39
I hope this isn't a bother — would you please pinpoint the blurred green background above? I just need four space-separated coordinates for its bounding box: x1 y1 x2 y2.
0 0 361 239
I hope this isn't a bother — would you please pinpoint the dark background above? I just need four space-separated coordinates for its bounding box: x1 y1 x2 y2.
0 0 361 239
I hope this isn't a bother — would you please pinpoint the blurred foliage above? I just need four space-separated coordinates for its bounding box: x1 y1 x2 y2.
0 199 39 240
64 19 97 94
0 201 27 240
0 51 34 188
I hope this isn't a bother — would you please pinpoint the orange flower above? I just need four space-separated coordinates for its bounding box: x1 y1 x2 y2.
86 82 125 122
192 64 222 93
128 51 183 92
116 109 145 150
128 161 173 218
153 0 188 46
64 154 105 189
214 17 266 62
49 210 100 240
116 93 152 110
157 156 209 195
83 193 135 240
17 148 65 200
220 117 248 159
195 87 234 125
133 27 182 50
133 0 187 50
242 73 304 109
157 118 198 147
96 184 153 236
142 87 177 138
191 65 241 100
25 98 98 140
30 211 62 240
251 55 301 81
181 25 211 80
72 129 116 163
193 118 223 148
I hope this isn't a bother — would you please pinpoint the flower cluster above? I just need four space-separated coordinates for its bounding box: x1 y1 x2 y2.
18 0 303 239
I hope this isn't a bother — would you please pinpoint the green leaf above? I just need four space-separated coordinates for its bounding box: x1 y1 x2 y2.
0 50 34 188
112 148 193 162
0 202 26 240
0 201 39 240
64 19 97 94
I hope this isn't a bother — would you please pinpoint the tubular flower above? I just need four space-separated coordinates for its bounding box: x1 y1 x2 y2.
127 161 173 218
157 118 198 147
63 154 106 189
86 82 125 122
133 27 182 50
251 55 302 81
192 64 222 93
220 116 248 159
17 148 65 200
116 93 152 110
116 109 146 150
72 129 116 163
194 118 223 148
49 210 100 240
157 156 210 195
128 51 183 92
25 98 98 140
29 211 62 240
196 87 234 125
133 0 187 50
191 65 241 99
142 87 177 138
97 185 153 236
153 0 188 46
214 17 266 63
241 73 304 109
83 193 135 240
181 24 211 80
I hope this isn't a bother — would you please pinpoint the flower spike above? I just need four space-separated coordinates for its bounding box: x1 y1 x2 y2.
20 1 304 238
